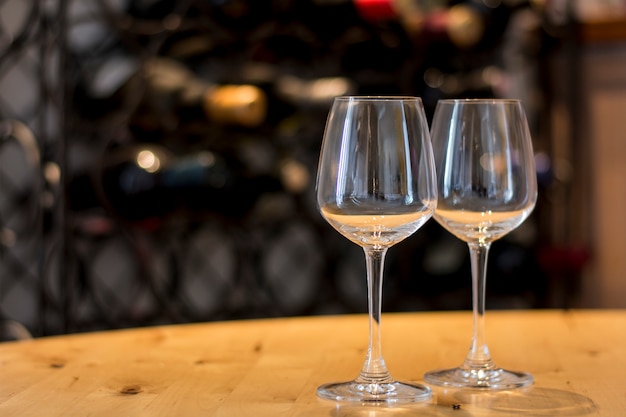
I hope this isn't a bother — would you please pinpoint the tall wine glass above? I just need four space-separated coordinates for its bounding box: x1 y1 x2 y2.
424 99 538 389
316 96 437 402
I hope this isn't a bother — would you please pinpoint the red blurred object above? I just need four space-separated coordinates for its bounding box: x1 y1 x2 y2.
354 0 397 21
538 245 591 308
538 246 590 273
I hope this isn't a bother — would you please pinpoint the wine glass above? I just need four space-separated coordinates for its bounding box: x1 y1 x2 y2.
316 96 437 402
424 99 538 389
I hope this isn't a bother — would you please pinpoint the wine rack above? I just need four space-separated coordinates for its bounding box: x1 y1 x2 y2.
1 0 562 338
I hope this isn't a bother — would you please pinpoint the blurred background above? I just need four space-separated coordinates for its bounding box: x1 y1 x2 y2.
1 0 625 338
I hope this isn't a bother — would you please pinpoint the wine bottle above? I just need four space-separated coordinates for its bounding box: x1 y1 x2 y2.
73 57 268 135
352 0 529 50
68 140 311 227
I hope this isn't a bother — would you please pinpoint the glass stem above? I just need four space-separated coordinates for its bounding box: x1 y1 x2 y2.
357 247 393 384
463 242 495 370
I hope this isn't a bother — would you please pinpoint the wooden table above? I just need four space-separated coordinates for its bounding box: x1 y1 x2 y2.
0 310 624 416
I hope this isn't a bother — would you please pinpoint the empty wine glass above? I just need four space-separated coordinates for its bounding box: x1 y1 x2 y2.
316 96 437 402
424 99 538 389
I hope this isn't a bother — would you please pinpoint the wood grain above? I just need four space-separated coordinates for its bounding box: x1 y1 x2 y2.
0 310 624 416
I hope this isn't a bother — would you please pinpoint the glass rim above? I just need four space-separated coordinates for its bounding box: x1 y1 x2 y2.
437 98 521 104
334 95 423 102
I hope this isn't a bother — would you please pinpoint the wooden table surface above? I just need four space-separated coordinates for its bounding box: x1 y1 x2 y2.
0 309 624 416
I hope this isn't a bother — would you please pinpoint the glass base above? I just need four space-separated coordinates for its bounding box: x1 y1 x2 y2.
317 380 432 403
424 367 533 390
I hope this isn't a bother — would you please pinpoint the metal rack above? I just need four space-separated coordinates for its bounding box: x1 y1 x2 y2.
0 0 68 337
1 0 558 338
